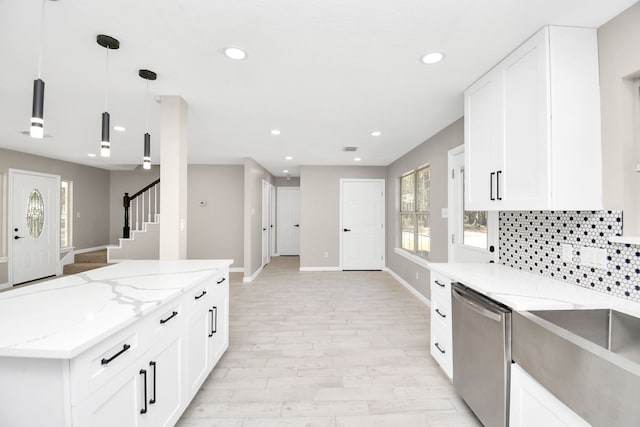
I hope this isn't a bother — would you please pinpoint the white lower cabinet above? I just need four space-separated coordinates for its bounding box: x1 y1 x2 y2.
430 272 453 379
510 363 589 427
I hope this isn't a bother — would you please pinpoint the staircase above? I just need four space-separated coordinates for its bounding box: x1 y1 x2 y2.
108 179 161 262
63 250 109 274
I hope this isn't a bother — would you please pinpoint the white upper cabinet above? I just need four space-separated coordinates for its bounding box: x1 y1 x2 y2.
464 26 603 211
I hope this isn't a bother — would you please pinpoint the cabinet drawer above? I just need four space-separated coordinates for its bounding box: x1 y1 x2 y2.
430 273 451 299
431 293 452 328
70 324 143 403
430 324 453 379
148 301 185 338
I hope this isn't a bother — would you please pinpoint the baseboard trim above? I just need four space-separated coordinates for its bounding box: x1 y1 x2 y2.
0 282 10 291
243 265 264 283
229 267 244 273
299 267 341 272
385 267 431 307
75 245 108 254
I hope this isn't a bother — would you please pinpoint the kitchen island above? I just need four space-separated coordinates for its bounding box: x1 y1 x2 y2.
0 259 232 427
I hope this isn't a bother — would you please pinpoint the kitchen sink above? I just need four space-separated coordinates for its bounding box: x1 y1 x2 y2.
512 309 640 427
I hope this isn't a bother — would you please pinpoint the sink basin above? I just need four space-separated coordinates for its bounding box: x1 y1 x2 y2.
513 309 640 427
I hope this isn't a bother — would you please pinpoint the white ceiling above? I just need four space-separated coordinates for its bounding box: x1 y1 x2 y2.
0 0 636 176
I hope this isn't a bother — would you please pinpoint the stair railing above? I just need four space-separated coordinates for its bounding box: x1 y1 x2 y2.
123 179 160 238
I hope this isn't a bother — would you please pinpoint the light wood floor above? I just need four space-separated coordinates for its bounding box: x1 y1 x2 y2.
177 256 481 427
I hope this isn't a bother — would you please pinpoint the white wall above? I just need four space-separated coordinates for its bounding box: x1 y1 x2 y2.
243 158 274 279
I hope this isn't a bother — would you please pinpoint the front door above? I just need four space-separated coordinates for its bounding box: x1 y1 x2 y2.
341 179 385 270
277 187 300 256
10 169 60 285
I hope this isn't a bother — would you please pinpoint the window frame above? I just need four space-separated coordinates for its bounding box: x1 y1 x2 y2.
400 164 430 259
60 180 73 249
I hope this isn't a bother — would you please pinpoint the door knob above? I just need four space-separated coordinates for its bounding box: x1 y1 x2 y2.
263 228 267 231
343 228 351 232
294 224 299 228
14 235 24 240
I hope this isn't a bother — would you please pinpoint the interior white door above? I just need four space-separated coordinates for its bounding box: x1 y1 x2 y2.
10 169 60 285
270 183 276 256
341 179 384 270
277 187 300 256
261 180 270 267
448 147 497 263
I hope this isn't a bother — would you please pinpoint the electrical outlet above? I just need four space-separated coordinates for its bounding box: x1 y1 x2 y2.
561 244 573 263
323 251 328 258
581 246 608 269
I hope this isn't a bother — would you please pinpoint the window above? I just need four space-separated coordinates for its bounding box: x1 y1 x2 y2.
60 180 72 248
461 169 488 249
400 166 430 258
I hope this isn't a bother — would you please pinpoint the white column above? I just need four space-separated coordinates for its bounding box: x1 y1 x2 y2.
159 96 188 260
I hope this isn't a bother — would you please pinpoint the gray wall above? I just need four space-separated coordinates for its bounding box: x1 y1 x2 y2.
299 165 387 268
188 165 244 268
109 166 161 244
386 118 464 299
598 2 640 235
243 158 274 279
274 177 300 187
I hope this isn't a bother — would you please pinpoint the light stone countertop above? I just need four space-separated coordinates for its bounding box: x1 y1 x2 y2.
428 262 640 317
0 260 232 359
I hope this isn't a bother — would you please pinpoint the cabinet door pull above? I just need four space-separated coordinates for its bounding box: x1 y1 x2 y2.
496 170 502 200
100 344 131 365
149 361 157 405
210 306 218 337
194 290 207 300
490 172 496 201
159 311 178 325
140 369 148 414
435 308 446 318
434 343 446 354
434 280 446 288
217 277 226 285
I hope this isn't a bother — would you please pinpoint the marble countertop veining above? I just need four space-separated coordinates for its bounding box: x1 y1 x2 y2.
0 260 232 359
428 262 640 317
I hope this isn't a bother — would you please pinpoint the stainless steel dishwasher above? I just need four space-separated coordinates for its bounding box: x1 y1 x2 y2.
451 282 512 427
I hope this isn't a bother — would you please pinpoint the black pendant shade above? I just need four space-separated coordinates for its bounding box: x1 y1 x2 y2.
100 111 110 156
30 78 45 139
97 34 119 157
143 133 151 169
140 69 157 170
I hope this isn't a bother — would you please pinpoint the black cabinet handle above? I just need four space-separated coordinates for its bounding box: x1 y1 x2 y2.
343 228 351 232
490 172 495 201
194 290 207 300
434 280 445 288
434 343 446 354
149 361 157 405
140 369 148 414
159 311 178 325
101 344 131 365
217 277 226 285
208 306 218 337
496 170 502 200
435 308 446 318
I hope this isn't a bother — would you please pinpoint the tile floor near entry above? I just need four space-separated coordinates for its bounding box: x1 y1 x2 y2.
177 256 480 427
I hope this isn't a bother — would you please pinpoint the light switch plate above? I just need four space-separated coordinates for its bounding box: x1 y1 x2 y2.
441 208 448 219
580 246 608 269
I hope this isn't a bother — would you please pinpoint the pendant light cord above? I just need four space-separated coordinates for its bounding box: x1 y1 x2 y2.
37 0 46 79
145 79 149 132
104 47 109 110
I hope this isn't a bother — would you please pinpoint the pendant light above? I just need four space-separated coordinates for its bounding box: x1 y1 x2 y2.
97 35 120 157
30 0 51 139
139 69 157 170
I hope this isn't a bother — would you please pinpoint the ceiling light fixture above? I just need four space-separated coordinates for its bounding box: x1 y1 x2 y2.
113 125 126 132
30 0 54 139
224 47 247 60
421 52 445 64
354 157 361 162
283 169 289 173
285 156 292 160
87 153 96 157
371 131 382 137
97 35 120 157
139 69 157 170
270 129 281 135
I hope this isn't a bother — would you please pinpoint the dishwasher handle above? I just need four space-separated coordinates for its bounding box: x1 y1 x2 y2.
452 286 504 322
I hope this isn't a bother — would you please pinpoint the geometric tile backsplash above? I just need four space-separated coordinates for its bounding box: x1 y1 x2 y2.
499 210 640 302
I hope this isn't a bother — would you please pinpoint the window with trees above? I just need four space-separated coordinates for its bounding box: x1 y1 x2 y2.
400 166 430 258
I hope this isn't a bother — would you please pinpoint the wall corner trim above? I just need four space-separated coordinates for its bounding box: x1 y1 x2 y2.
385 267 431 307
229 267 244 273
299 267 341 272
243 265 264 283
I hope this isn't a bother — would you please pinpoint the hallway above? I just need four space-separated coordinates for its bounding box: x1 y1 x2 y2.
177 256 480 426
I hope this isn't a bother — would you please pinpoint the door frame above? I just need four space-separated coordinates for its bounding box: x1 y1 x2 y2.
261 180 271 267
339 178 385 270
270 183 276 257
8 168 61 286
447 146 498 262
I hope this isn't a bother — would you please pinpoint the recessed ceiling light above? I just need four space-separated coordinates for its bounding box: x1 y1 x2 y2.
88 153 97 157
285 156 292 160
270 129 281 135
224 47 247 60
283 169 289 173
371 131 382 137
113 125 126 132
421 52 445 64
354 157 361 162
